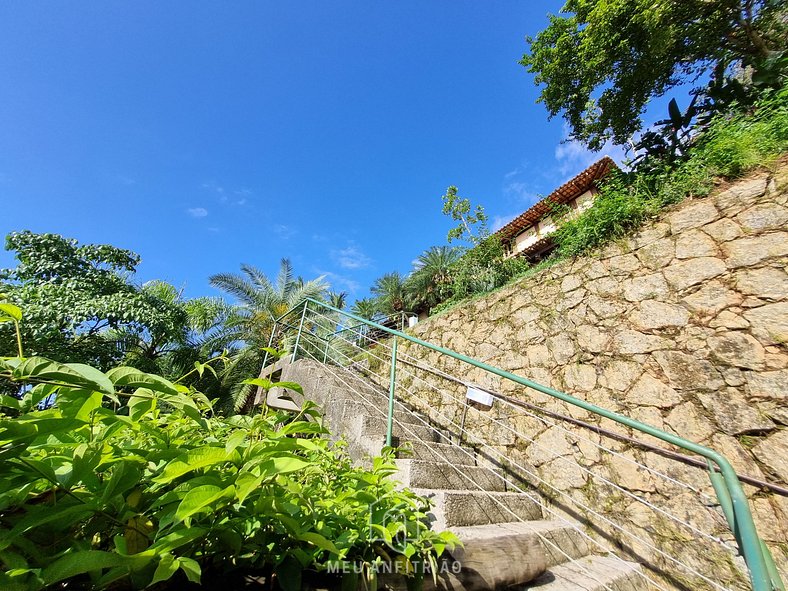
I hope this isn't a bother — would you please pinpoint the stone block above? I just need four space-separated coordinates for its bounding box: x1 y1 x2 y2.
743 302 788 345
736 203 788 233
752 429 788 484
734 267 788 300
714 176 769 214
675 229 719 259
632 222 670 248
668 200 720 233
561 274 583 293
587 295 627 319
600 359 642 392
635 237 675 270
707 331 765 370
631 300 690 330
546 334 576 365
709 309 750 329
722 232 788 268
682 281 743 316
613 330 670 354
585 276 621 297
745 369 788 401
663 257 726 291
626 373 682 408
621 273 669 303
576 324 609 353
702 218 743 242
664 402 715 442
607 253 640 275
653 351 724 391
697 389 774 436
563 363 597 391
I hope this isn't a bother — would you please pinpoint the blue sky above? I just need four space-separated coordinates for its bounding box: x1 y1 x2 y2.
0 2 627 303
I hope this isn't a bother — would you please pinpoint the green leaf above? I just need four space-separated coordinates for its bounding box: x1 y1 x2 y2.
297 532 340 555
0 303 22 321
12 357 111 394
224 430 246 454
150 554 179 586
0 395 22 411
64 363 115 397
9 504 95 538
106 367 178 395
154 447 230 483
243 377 273 389
42 550 150 586
174 484 233 523
178 556 201 584
273 381 304 395
148 527 207 554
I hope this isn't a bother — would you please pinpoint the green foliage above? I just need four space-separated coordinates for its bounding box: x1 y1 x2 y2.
553 87 788 257
208 260 329 412
403 246 462 314
370 272 408 315
440 186 489 245
431 237 529 315
521 0 786 148
0 233 224 396
0 312 457 590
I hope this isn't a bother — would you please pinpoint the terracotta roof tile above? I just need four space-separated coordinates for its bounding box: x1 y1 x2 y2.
495 156 616 242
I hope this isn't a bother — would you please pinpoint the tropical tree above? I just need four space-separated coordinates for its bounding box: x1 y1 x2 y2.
370 272 408 315
405 245 462 313
351 298 381 321
441 186 489 245
0 231 188 371
521 0 787 149
328 291 348 310
208 259 328 412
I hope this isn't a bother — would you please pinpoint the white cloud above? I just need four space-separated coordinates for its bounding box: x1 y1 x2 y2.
318 270 360 294
273 224 296 240
554 124 627 180
503 180 539 204
331 243 372 270
491 213 520 232
187 207 208 218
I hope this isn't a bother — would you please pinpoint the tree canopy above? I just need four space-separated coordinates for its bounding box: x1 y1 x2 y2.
521 0 787 149
0 231 188 369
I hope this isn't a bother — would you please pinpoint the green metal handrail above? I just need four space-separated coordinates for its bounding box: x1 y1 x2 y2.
270 297 783 591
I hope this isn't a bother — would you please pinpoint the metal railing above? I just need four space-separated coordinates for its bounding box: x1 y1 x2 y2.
265 298 785 591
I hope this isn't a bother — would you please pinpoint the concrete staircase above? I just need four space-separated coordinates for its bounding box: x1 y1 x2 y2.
271 358 647 591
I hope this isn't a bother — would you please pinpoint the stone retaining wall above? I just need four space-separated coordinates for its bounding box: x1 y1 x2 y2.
371 162 788 590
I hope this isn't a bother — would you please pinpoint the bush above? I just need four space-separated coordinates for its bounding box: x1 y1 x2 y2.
0 305 457 591
553 86 788 258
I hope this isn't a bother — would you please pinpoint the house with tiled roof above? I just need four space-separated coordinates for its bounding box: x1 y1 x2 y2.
496 156 616 261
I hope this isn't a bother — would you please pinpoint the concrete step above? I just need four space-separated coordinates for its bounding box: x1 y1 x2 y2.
395 459 506 491
519 554 646 591
379 520 548 590
484 520 593 568
336 399 425 426
359 414 444 443
395 441 476 466
413 489 543 530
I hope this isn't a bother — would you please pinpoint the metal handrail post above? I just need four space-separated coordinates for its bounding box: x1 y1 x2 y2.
291 301 309 362
296 297 777 591
386 336 398 448
323 335 330 364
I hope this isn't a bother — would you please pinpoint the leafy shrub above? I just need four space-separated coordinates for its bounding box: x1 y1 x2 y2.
430 237 529 315
553 86 788 259
0 304 457 590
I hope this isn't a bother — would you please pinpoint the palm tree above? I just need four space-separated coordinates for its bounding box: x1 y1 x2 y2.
208 259 328 412
328 291 347 310
405 246 462 313
370 272 408 315
350 298 380 321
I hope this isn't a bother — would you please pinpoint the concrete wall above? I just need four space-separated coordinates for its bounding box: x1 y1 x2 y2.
367 162 788 590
